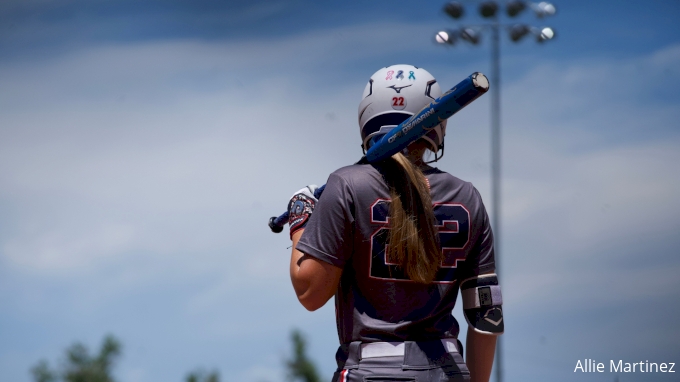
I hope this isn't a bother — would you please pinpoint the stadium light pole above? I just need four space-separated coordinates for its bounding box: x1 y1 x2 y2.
435 2 557 382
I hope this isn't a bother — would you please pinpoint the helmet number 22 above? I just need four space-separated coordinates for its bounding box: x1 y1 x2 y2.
391 97 406 110
369 200 470 283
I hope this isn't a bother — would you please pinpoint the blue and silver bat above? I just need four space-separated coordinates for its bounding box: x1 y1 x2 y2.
269 72 489 233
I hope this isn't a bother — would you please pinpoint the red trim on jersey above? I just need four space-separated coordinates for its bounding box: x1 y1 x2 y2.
432 202 471 268
368 226 392 282
383 243 399 265
368 201 471 283
369 198 391 224
339 369 348 382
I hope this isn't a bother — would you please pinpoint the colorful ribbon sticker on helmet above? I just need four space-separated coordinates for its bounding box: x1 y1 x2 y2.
396 70 404 80
385 70 394 80
409 71 416 80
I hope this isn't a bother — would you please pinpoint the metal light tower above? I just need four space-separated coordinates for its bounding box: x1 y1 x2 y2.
435 2 557 382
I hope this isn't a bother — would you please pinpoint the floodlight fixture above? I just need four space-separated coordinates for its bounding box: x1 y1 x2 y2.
460 28 481 44
532 1 556 18
509 24 530 42
536 26 555 42
444 1 464 19
435 30 457 44
506 1 526 17
479 1 499 18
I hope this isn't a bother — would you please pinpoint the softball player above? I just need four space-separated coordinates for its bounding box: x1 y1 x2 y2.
287 65 503 382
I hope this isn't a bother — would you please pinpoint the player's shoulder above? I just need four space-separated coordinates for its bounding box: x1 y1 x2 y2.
326 164 386 192
425 167 482 201
329 163 382 181
424 166 473 189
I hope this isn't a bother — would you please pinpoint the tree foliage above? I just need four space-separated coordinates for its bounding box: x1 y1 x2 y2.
31 330 320 382
30 335 121 382
31 360 57 382
285 329 320 382
185 368 220 382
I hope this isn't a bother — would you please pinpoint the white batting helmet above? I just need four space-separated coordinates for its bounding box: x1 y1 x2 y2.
358 64 447 160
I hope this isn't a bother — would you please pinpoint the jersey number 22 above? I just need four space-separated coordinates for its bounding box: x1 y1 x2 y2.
369 200 470 283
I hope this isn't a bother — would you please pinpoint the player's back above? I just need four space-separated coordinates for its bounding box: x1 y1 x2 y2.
297 163 495 344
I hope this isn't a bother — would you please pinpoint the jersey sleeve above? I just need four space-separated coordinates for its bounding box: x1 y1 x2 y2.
295 171 355 268
459 186 496 279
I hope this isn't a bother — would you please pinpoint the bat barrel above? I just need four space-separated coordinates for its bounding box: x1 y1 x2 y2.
268 72 489 234
364 72 488 163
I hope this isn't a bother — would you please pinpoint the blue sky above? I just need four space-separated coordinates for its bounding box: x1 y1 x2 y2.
1 1 679 382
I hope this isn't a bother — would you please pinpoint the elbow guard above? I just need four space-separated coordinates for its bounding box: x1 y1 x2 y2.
461 274 504 335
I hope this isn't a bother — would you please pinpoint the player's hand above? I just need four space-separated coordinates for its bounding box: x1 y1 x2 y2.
287 185 319 239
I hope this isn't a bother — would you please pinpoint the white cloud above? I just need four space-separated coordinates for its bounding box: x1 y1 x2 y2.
1 22 680 382
0 20 437 108
0 34 365 277
3 223 135 271
1 24 678 311
485 45 680 317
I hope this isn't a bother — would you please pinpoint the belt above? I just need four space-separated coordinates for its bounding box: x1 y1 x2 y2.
360 338 460 359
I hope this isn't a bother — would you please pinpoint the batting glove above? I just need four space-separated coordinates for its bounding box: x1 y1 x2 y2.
287 185 319 239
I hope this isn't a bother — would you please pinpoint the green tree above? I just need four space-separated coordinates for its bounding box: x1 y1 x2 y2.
31 360 57 382
185 368 220 382
30 335 121 382
285 329 320 382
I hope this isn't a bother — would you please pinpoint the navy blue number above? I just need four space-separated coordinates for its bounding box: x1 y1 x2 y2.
369 200 470 283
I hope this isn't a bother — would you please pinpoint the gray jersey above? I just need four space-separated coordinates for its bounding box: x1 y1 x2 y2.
296 163 495 344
